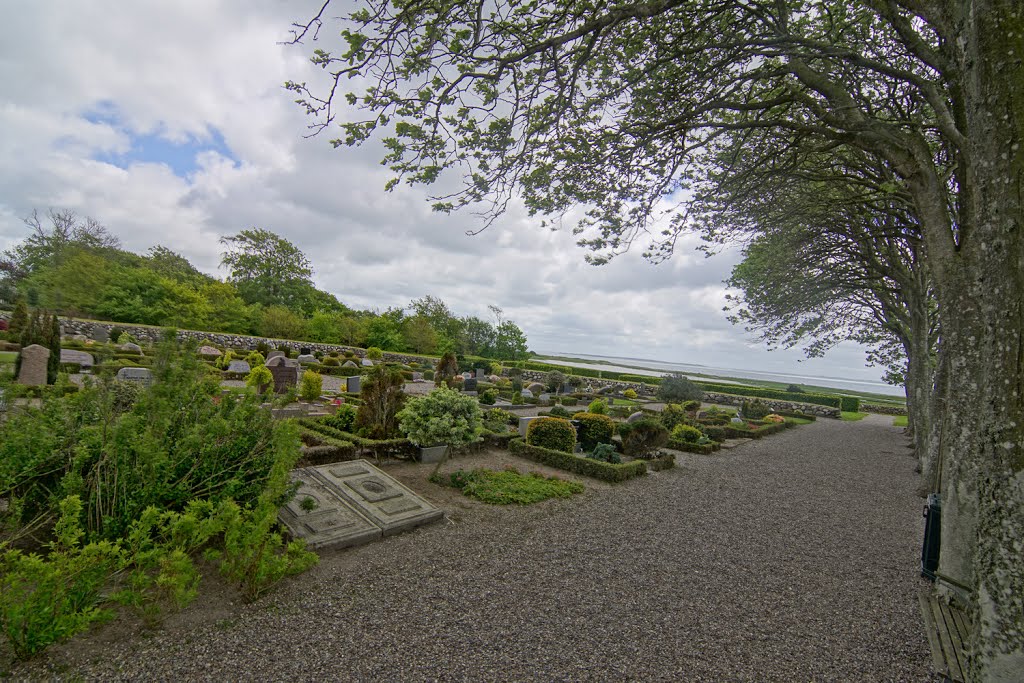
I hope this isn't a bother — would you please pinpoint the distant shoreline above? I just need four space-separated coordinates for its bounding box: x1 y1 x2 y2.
534 351 905 403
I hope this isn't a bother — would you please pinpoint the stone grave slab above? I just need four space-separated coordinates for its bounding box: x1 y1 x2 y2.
297 354 317 364
197 345 221 358
476 368 486 379
346 376 361 393
279 471 381 550
311 460 443 536
519 416 545 436
266 350 285 361
463 377 478 391
360 358 374 366
227 360 251 374
89 325 109 342
116 367 153 387
60 349 94 369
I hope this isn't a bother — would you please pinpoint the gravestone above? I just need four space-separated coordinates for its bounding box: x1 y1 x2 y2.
266 356 301 394
266 350 285 361
627 411 645 423
197 345 221 358
527 382 546 394
346 376 361 393
521 389 533 398
16 344 49 386
342 359 359 368
120 342 143 355
68 334 89 343
462 372 473 381
411 371 424 381
476 368 486 379
116 367 153 387
297 354 317 365
280 460 443 550
519 416 544 436
89 325 109 342
538 393 551 402
361 358 374 367
463 377 478 391
227 360 251 374
60 349 94 370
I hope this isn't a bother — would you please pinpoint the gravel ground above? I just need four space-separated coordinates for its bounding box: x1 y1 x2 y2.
9 414 937 681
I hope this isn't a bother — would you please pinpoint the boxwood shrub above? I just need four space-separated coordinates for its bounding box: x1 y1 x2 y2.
509 438 647 482
526 417 576 453
573 412 616 450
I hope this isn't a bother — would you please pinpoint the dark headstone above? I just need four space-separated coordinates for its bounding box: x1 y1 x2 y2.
89 325 109 343
463 377 478 391
266 356 300 394
346 376 361 393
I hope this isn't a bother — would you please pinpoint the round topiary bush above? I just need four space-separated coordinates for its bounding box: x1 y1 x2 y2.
623 388 638 399
671 424 704 443
587 399 608 415
617 418 669 458
741 399 771 420
365 347 384 361
657 373 703 402
322 356 340 367
573 412 616 450
397 386 483 447
526 417 577 453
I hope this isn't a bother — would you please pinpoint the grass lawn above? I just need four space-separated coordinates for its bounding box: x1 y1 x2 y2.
840 411 869 421
0 351 17 363
785 416 814 426
893 415 908 427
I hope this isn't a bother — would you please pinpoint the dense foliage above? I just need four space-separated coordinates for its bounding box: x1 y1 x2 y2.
437 467 583 505
525 417 576 454
397 386 483 448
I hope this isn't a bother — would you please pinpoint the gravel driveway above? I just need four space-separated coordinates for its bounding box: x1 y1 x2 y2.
12 414 936 681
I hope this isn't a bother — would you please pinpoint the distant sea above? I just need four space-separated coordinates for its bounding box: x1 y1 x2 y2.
536 352 905 398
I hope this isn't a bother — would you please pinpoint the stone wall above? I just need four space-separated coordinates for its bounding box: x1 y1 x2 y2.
702 391 841 418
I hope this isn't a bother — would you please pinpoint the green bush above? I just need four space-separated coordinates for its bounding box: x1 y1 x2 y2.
355 364 407 439
671 424 704 443
365 347 383 361
587 442 621 464
479 388 498 405
560 396 578 406
299 371 323 401
697 381 855 411
246 365 272 390
682 400 701 413
509 438 646 482
622 388 638 399
548 405 570 418
396 386 482 448
617 418 669 458
321 404 358 432
587 398 608 415
573 412 616 450
786 384 804 393
657 373 703 402
741 399 771 419
526 417 576 453
322 356 341 367
701 425 726 442
659 403 688 431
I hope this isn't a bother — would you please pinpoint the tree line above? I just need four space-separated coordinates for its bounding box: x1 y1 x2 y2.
0 210 529 359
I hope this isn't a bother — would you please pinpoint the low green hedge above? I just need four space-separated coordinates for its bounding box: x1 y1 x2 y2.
666 440 719 454
722 422 789 439
297 418 417 459
509 438 647 482
773 410 817 421
647 452 676 471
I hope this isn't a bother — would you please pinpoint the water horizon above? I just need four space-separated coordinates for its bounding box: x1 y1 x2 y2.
535 351 904 398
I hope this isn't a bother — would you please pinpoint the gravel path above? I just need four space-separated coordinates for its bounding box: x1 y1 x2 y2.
13 414 936 681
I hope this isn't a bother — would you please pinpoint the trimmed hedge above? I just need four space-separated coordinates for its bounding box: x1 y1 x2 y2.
722 422 789 440
298 418 417 459
667 440 719 454
526 417 577 453
647 453 676 471
509 438 647 482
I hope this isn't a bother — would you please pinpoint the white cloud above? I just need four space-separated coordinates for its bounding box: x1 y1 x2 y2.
0 0 900 393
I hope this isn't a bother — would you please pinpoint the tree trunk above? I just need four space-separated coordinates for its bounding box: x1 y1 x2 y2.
922 3 1024 677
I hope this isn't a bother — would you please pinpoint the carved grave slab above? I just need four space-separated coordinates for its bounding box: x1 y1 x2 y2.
279 471 382 550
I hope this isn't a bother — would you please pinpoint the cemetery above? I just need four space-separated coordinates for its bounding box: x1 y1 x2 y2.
0 316 937 679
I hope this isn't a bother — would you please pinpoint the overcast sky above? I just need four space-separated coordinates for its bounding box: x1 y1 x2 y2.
0 0 899 393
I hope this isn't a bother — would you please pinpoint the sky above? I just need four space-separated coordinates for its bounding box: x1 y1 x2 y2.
0 0 900 393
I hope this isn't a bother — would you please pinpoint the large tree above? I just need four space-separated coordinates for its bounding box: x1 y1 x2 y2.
289 1 1024 676
219 228 315 311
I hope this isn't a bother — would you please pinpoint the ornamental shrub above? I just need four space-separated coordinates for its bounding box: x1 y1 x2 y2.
671 424 704 443
365 347 383 361
322 356 340 367
741 399 771 420
245 365 272 391
548 405 570 418
656 373 703 402
526 417 576 454
322 404 357 432
480 388 498 405
587 399 608 415
659 403 688 431
573 412 615 450
682 400 701 413
355 364 407 439
299 371 323 401
588 442 621 464
617 418 669 458
397 386 482 447
246 351 265 366
483 408 516 432
623 388 638 399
